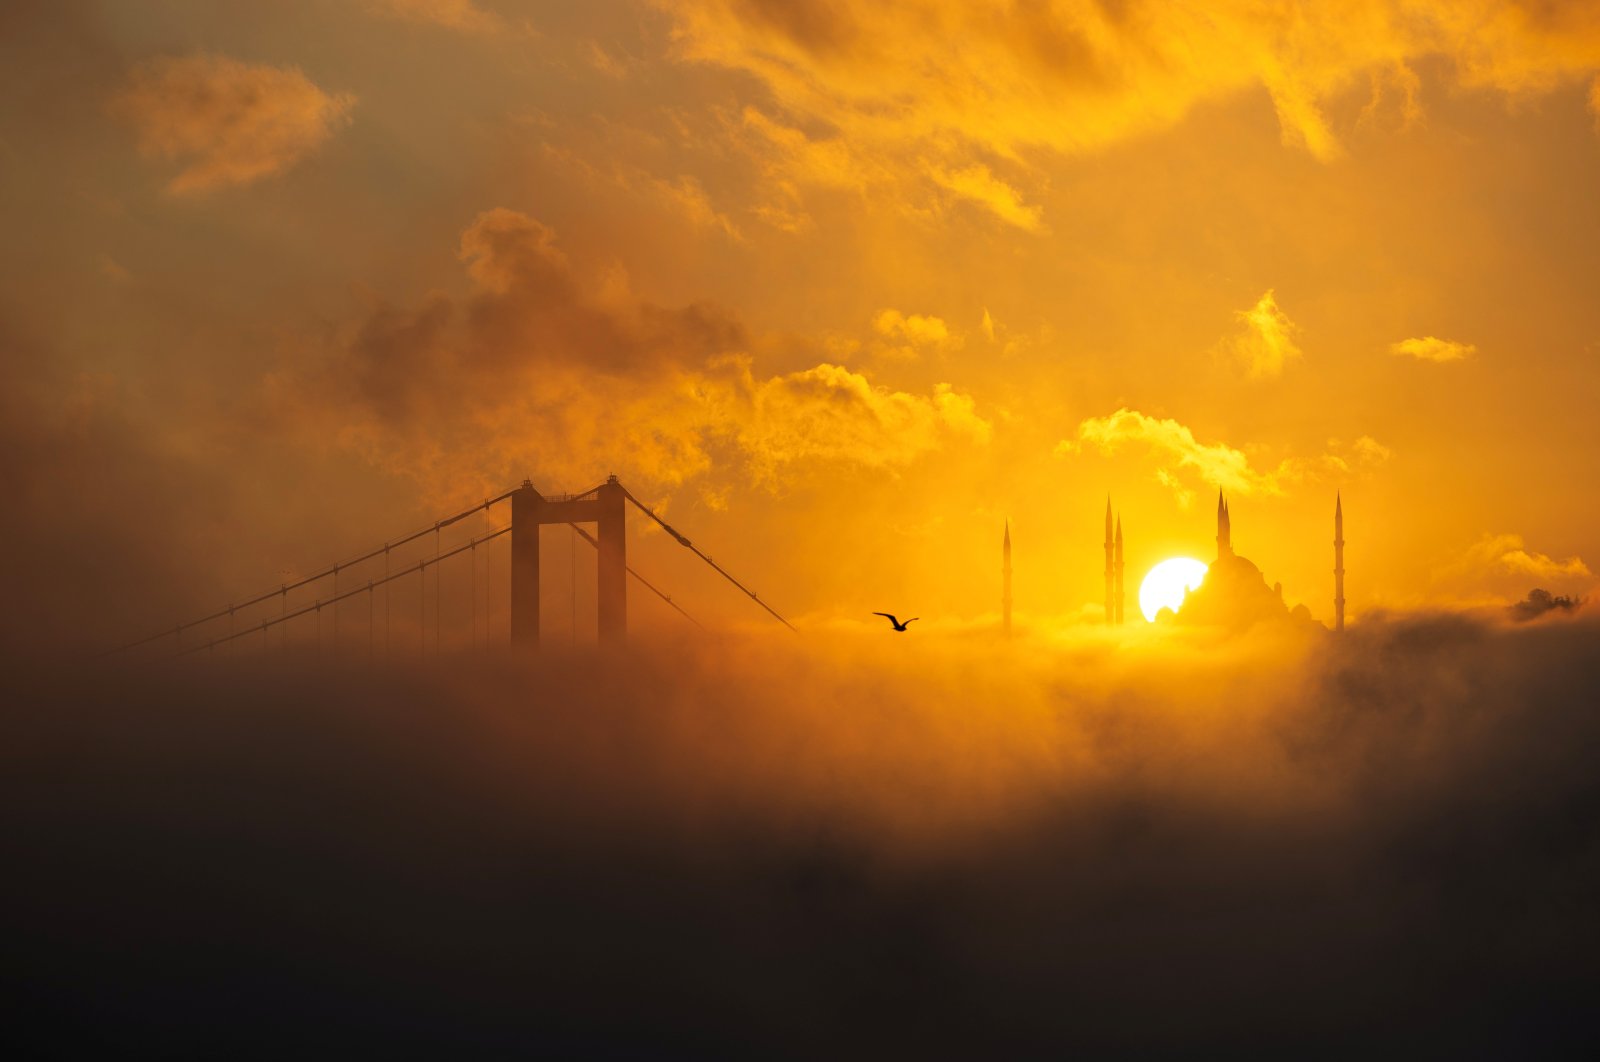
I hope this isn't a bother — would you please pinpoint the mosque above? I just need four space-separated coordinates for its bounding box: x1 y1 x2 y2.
1102 492 1344 629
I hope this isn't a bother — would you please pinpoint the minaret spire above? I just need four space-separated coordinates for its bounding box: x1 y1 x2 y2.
1114 515 1125 626
1003 520 1013 639
1104 497 1114 626
1216 490 1233 560
1334 493 1345 632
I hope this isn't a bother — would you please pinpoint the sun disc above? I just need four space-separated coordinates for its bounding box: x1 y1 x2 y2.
1139 557 1208 622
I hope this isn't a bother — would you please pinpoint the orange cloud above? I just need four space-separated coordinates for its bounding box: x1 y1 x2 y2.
740 363 990 485
1217 290 1302 378
657 1 1600 227
539 144 742 241
1492 537 1591 581
1390 336 1475 362
928 163 1042 232
1060 409 1389 499
366 0 505 34
1061 408 1290 496
1434 533 1593 606
871 308 959 359
113 54 355 194
284 209 989 502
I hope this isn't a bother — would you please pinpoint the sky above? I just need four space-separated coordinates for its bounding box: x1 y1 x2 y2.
5 5 1600 1051
4 0 1600 647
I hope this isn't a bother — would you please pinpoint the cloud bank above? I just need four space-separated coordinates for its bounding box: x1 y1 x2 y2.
5 613 1600 1053
658 0 1600 229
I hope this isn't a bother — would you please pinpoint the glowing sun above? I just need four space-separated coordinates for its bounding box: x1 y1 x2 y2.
1139 557 1208 622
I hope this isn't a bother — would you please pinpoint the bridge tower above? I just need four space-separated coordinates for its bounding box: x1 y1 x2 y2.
510 476 628 649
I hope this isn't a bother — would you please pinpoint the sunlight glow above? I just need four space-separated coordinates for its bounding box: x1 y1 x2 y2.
1139 558 1208 622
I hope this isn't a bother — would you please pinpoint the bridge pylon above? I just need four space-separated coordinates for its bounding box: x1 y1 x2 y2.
510 476 627 649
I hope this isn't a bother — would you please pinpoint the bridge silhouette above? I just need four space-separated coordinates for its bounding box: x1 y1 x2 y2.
115 476 794 659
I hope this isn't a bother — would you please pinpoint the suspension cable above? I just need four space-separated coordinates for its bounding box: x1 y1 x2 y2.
618 486 796 632
564 521 706 632
172 525 512 658
113 487 522 655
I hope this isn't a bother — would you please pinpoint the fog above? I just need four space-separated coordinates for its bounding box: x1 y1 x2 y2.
4 613 1597 1055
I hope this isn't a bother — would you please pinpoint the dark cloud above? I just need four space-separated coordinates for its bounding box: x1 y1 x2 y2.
4 615 1598 1055
282 208 984 501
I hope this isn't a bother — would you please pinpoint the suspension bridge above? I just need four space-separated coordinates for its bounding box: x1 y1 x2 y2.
113 476 794 660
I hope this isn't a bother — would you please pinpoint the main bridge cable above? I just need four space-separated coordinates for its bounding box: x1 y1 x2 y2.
563 521 706 632
618 485 797 633
112 487 524 656
171 525 513 658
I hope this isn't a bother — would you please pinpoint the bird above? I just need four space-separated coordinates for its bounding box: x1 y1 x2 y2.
873 612 918 632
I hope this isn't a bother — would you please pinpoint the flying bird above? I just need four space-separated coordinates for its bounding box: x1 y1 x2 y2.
873 612 918 632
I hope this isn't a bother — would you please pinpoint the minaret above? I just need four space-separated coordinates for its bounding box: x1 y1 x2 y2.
1003 520 1013 639
1104 498 1114 625
1216 491 1233 560
1114 515 1125 625
1334 493 1345 632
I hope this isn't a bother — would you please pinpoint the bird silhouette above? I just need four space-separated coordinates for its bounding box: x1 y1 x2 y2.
873 612 918 632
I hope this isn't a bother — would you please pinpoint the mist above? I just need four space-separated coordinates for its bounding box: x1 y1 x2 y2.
5 614 1598 1055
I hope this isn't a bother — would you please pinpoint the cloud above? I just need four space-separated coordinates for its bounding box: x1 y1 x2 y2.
871 308 960 359
648 174 744 240
540 144 742 241
1217 289 1302 378
1060 408 1290 496
741 364 990 484
1390 335 1476 362
658 1 1600 229
282 209 988 501
1316 435 1393 477
1060 409 1389 500
1435 533 1593 605
1496 541 1591 581
928 162 1042 231
365 0 505 34
113 54 355 194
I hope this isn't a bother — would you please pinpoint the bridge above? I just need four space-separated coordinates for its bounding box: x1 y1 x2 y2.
114 476 794 659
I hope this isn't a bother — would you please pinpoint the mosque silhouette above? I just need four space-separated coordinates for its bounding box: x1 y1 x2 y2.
1101 492 1342 630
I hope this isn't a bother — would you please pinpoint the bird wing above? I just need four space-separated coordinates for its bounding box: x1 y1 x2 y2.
904 618 919 625
872 612 898 625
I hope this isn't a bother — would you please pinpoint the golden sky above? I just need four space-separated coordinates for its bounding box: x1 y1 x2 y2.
4 0 1600 645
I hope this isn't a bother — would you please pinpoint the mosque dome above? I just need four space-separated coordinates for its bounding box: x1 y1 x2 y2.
1172 493 1320 630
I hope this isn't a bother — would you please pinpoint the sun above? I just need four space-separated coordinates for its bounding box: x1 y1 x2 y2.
1139 557 1208 622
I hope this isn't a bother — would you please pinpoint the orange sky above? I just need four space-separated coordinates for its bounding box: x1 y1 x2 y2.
4 0 1600 646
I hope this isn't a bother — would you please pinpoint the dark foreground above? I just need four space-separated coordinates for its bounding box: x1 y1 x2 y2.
3 618 1598 1058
